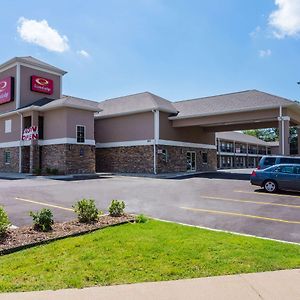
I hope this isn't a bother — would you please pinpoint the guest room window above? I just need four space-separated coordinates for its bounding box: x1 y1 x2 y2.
76 125 85 143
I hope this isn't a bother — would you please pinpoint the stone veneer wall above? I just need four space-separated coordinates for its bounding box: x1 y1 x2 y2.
96 146 154 173
41 144 95 174
21 146 30 173
96 144 217 174
0 147 19 173
156 145 217 173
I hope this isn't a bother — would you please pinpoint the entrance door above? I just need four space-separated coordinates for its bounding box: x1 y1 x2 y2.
187 151 196 172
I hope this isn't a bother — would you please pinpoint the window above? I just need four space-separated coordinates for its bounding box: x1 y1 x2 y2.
4 151 11 164
202 152 208 164
76 125 85 143
279 166 294 174
263 157 276 166
5 120 11 133
162 149 168 162
294 166 300 174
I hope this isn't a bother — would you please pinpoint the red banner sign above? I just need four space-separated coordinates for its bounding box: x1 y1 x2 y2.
31 76 53 95
0 77 14 105
22 126 39 141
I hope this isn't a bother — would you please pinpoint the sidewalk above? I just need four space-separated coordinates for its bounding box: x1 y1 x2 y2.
1 269 299 300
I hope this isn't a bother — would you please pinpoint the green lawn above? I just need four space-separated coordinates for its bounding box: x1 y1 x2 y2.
0 220 299 292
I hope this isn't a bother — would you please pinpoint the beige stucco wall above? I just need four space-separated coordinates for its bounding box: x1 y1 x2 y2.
66 108 94 140
0 66 16 114
160 112 215 144
94 112 154 143
0 114 21 142
43 109 67 140
43 108 94 140
20 65 61 108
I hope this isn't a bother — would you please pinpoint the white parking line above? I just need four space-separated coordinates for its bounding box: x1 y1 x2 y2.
14 197 74 212
235 190 300 199
201 195 300 208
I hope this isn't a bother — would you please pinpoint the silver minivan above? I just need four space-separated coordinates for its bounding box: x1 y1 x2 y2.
258 156 300 170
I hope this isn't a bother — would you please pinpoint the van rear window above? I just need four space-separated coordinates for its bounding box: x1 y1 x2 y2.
279 157 300 164
264 157 276 165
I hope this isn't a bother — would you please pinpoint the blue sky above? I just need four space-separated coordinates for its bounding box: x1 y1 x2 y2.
0 0 300 102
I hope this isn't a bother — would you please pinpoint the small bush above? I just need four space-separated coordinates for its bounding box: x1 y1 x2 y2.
51 168 59 175
73 199 101 223
109 200 125 217
33 168 42 176
29 208 54 232
135 214 149 224
0 206 10 236
45 168 59 175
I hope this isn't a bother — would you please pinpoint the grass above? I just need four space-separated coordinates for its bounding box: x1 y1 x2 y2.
0 220 299 292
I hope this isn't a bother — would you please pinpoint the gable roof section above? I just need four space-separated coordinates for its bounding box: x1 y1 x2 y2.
40 95 101 112
172 90 298 119
96 92 178 118
0 95 101 118
0 56 67 75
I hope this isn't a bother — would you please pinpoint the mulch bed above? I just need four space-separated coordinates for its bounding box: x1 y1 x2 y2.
0 214 135 255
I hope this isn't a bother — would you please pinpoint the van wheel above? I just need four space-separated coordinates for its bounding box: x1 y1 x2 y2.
263 180 278 193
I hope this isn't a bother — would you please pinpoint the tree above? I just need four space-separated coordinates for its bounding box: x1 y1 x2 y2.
243 127 298 154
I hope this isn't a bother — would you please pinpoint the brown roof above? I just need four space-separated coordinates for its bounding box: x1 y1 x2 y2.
41 95 101 112
96 92 178 118
172 90 297 119
216 131 272 146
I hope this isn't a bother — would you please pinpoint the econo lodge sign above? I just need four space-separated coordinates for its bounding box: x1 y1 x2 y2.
0 77 14 105
31 76 53 95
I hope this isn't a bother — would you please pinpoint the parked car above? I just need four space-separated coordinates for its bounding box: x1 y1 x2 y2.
258 156 300 170
250 164 300 193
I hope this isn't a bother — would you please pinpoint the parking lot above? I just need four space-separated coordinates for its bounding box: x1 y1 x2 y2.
0 169 299 243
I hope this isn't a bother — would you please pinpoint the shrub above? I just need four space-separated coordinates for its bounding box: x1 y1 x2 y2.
29 208 54 232
73 199 101 223
0 206 10 236
45 168 59 175
33 168 42 176
51 168 59 175
135 214 149 224
109 200 125 217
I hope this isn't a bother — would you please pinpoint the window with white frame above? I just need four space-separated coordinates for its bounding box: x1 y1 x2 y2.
4 151 11 164
76 125 85 143
5 120 11 133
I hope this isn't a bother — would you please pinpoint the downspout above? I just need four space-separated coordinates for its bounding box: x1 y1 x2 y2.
152 109 159 175
17 112 23 173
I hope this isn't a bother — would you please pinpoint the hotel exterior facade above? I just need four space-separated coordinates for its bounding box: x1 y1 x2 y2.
0 57 299 175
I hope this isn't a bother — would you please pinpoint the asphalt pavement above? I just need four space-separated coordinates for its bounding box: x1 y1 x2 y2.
0 169 299 243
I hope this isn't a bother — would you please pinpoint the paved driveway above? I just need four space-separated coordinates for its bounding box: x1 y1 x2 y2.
0 170 299 243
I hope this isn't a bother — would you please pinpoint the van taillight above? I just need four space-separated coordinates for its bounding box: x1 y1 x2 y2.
251 170 257 177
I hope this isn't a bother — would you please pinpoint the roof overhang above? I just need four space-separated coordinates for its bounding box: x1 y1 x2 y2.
0 57 67 76
95 107 177 120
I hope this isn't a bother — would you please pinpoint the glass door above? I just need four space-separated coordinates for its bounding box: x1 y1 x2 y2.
187 151 196 172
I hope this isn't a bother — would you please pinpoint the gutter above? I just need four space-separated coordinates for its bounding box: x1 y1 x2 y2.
152 109 160 175
95 107 177 120
169 104 295 120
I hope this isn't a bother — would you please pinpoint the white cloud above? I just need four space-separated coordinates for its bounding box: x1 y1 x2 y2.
259 49 272 58
269 0 300 38
17 17 69 52
77 50 90 58
250 26 261 38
